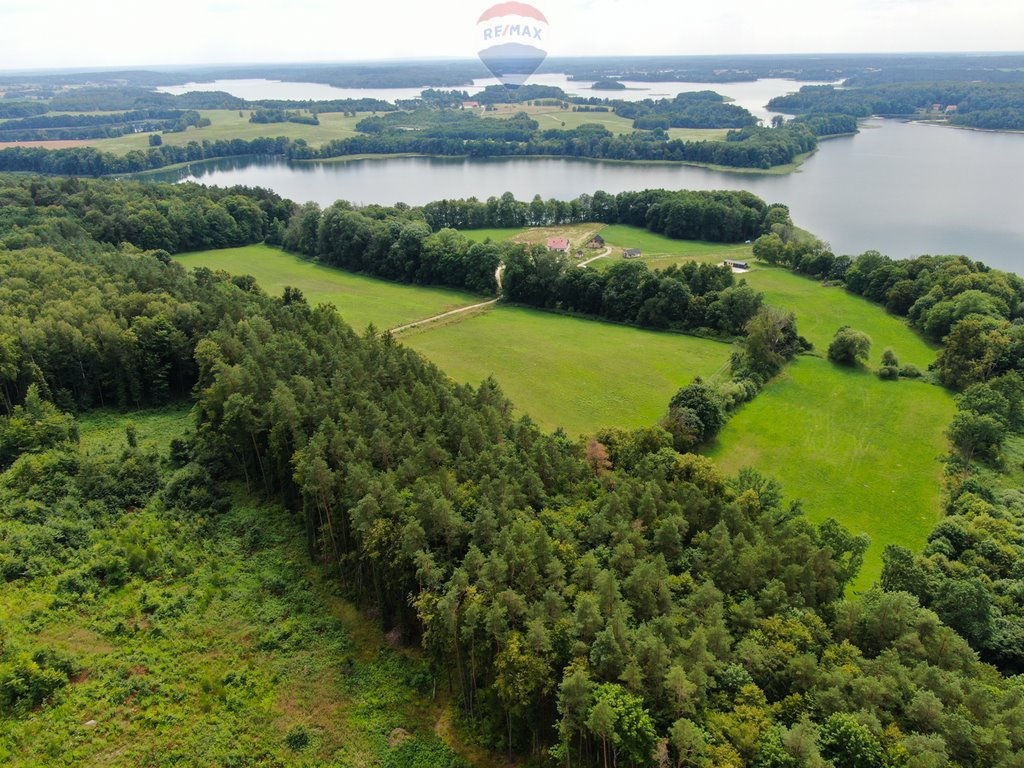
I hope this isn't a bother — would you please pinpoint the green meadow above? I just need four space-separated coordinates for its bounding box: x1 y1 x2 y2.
743 266 938 367
173 245 481 331
22 110 368 154
708 357 954 591
459 227 525 243
597 225 755 267
402 306 732 435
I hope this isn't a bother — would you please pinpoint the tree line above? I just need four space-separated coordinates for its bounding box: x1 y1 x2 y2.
0 121 821 175
768 82 1024 130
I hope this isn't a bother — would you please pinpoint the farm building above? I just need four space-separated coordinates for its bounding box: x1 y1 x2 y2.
547 237 571 253
588 234 605 248
461 101 480 109
623 248 642 259
724 258 750 271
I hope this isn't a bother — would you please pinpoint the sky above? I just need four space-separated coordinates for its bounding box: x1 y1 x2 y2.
1 0 1022 71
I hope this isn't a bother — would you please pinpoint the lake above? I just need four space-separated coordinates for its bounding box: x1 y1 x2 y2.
157 73 797 122
159 118 1024 271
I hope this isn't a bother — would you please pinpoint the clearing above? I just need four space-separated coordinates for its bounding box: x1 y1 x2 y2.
402 304 732 435
174 244 484 331
708 357 954 592
0 406 483 766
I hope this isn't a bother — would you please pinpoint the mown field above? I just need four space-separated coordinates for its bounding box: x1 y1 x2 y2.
401 305 732 435
0 407 478 767
0 110 368 154
597 225 755 267
708 358 954 592
742 266 939 367
174 245 482 331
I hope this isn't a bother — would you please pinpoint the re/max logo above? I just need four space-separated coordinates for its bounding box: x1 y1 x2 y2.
482 24 543 41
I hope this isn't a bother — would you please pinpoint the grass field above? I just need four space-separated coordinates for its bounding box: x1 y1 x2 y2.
460 227 526 243
0 110 368 155
708 357 954 591
403 305 732 435
743 266 939 368
598 225 755 267
173 245 482 331
666 127 731 142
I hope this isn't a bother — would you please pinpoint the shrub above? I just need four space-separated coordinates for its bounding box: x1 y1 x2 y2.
827 326 872 366
877 365 899 380
899 364 922 379
284 724 311 750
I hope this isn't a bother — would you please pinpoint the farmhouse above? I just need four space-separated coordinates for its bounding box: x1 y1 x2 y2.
461 101 480 109
547 237 571 253
623 248 642 259
588 234 605 248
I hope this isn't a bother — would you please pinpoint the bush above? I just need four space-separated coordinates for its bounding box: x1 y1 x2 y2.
0 649 75 713
877 365 899 380
284 724 312 750
899 364 922 379
827 326 872 366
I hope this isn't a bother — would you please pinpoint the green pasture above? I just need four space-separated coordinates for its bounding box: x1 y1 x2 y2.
743 266 939 368
173 245 482 331
708 357 954 591
402 305 732 436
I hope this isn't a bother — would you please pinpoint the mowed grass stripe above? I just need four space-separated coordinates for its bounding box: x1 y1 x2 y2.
173 245 484 332
708 356 954 592
403 305 732 436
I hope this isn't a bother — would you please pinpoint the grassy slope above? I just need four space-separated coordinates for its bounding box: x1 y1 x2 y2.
402 305 732 436
585 232 952 588
0 407 481 766
708 359 954 592
743 266 939 368
174 245 483 332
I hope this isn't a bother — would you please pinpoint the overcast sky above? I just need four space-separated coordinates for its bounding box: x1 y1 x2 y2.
1 0 1022 71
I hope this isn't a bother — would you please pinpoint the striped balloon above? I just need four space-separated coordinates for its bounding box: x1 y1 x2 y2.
476 3 549 89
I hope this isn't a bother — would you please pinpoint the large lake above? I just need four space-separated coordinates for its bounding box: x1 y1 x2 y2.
160 118 1024 271
158 73 795 122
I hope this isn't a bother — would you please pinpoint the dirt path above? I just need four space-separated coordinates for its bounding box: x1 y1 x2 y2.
390 299 498 333
577 247 612 267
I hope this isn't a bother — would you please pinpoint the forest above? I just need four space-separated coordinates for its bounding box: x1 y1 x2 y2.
0 121 821 175
2 174 1024 766
767 83 1024 130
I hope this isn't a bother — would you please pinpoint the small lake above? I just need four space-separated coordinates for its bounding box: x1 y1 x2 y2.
158 118 1024 272
157 74 798 122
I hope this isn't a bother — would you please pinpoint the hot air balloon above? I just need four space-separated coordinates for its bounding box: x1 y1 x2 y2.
476 2 549 89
